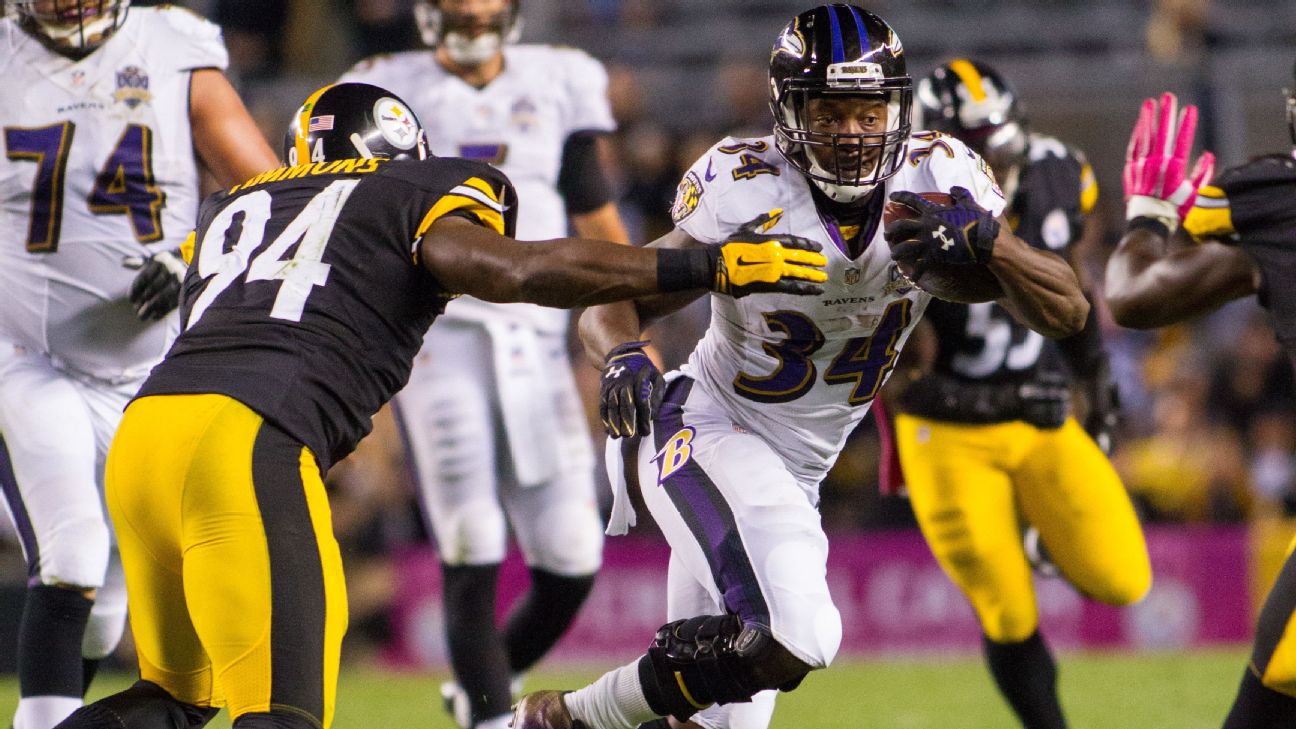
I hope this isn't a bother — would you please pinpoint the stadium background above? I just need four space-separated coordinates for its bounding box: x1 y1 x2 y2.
1 0 1295 725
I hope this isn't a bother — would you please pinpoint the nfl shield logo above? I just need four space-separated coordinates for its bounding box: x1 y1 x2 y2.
844 267 861 285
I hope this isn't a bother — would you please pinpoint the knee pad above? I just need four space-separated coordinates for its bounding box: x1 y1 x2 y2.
83 564 127 659
59 680 216 728
639 616 812 723
523 500 603 576
437 499 507 566
38 515 109 590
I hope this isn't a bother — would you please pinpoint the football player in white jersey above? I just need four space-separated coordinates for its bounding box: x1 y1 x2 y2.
338 2 629 728
512 5 1089 729
0 2 278 728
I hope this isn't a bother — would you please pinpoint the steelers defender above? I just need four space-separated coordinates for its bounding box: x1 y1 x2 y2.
0 2 279 728
53 82 826 729
340 3 629 725
1105 86 1296 729
887 59 1150 729
516 7 1088 729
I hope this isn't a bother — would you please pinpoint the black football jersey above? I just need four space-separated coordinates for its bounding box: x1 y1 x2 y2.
922 134 1095 387
137 156 517 470
1185 154 1296 357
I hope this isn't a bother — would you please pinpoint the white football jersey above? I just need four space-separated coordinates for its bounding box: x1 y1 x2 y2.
341 44 616 333
673 133 1006 485
0 7 226 382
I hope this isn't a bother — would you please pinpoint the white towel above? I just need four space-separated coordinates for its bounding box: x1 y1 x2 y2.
604 435 638 536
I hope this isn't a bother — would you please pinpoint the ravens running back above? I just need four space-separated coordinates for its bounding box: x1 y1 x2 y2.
55 82 827 729
515 7 1089 729
1106 85 1296 729
893 59 1150 729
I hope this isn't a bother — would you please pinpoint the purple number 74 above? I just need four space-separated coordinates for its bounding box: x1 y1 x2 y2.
6 121 165 253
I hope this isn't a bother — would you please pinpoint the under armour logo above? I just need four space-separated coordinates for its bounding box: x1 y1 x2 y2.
933 225 955 250
605 365 627 379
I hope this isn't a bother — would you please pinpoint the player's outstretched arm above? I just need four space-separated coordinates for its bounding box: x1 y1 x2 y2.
1104 225 1256 328
1105 92 1257 327
190 69 280 188
420 213 827 309
987 223 1090 338
579 228 712 362
578 228 714 438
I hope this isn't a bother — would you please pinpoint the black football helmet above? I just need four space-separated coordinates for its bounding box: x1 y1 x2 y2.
413 0 520 65
284 83 430 165
917 59 1028 198
769 3 912 202
11 0 130 58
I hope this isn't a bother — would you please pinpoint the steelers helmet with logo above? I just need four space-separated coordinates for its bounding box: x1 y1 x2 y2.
916 59 1028 195
284 83 430 166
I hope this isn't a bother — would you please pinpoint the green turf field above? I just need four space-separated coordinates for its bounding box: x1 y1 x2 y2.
0 648 1249 728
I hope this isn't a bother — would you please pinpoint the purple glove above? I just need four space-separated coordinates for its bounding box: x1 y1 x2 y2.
600 340 664 439
886 186 1000 278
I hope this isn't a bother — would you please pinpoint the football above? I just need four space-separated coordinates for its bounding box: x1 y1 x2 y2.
882 192 1004 304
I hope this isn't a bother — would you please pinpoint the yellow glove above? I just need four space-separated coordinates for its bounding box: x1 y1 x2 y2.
712 209 828 298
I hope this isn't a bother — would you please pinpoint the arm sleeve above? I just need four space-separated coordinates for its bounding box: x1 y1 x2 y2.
560 49 617 134
671 150 726 244
156 6 229 72
557 131 614 215
922 136 1008 217
399 159 519 261
1183 184 1237 240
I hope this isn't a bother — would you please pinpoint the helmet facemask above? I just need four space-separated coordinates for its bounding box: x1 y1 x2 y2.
414 0 520 67
773 71 912 203
12 0 129 58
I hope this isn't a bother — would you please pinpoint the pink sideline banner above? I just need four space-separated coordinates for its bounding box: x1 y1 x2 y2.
385 526 1253 668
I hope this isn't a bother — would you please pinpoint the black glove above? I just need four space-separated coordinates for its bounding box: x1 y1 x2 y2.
710 210 827 298
885 186 1000 278
599 340 664 439
1082 360 1122 455
123 250 187 321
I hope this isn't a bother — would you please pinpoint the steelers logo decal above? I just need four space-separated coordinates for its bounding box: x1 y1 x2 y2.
374 97 419 150
1042 208 1070 250
671 170 705 224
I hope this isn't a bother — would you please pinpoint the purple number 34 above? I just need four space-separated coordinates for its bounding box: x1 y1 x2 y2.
6 121 165 253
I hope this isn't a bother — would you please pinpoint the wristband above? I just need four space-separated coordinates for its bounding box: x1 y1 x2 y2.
656 248 716 292
1126 216 1171 239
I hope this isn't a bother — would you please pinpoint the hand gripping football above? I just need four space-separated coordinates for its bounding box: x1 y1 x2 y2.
882 191 1004 304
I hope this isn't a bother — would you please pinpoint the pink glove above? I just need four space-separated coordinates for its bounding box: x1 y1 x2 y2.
1123 92 1216 231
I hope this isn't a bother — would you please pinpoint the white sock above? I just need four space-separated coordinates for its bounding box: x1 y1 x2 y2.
564 660 660 729
14 696 83 729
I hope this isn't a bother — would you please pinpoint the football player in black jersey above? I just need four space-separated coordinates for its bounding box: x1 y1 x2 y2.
53 82 827 729
888 59 1150 729
1106 84 1296 729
